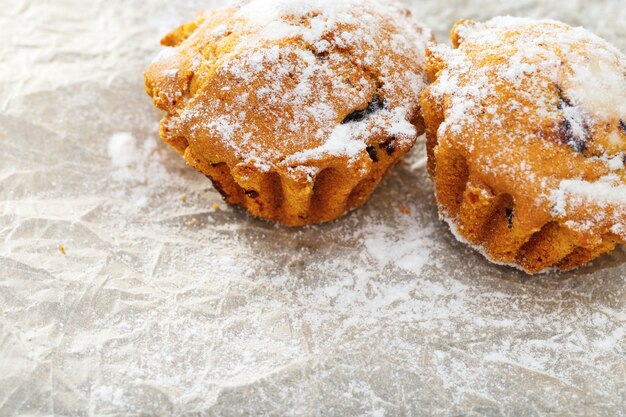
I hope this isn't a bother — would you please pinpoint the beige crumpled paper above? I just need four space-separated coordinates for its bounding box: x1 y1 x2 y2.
1 0 624 416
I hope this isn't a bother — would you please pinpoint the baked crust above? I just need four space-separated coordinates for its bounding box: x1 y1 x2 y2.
145 1 432 226
421 17 626 273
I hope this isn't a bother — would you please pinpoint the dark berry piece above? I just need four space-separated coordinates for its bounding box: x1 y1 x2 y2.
366 146 379 162
557 114 589 153
555 84 572 107
556 86 589 153
341 94 385 124
380 135 397 155
313 50 329 61
505 207 514 228
244 190 260 199
208 177 229 198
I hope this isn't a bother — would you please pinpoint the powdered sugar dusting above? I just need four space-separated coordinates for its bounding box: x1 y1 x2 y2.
108 132 142 170
566 33 626 122
431 16 625 155
108 132 168 185
553 175 626 211
552 175 626 238
151 46 179 64
427 16 626 240
285 123 367 164
148 0 432 179
2 1 626 416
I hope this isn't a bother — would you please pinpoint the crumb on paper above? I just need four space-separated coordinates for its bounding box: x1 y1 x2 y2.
186 218 198 227
57 245 66 255
180 194 187 203
212 203 220 210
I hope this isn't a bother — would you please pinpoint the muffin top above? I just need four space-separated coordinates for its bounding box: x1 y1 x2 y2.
425 17 626 242
145 0 432 183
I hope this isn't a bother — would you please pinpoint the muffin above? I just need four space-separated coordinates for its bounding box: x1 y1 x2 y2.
421 17 626 274
145 0 432 226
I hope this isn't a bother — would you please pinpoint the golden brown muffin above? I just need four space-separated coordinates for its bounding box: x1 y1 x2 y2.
145 0 432 226
421 17 626 274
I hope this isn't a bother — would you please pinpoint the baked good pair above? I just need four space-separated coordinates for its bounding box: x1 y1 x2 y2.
145 1 625 274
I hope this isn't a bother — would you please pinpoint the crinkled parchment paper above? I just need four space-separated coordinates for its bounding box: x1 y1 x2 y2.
1 1 625 416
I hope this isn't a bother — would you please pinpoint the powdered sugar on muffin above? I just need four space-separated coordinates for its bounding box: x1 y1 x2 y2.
148 0 432 171
421 17 625 273
145 0 433 225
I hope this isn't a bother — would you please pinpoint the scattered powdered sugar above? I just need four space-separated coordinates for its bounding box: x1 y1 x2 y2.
108 132 142 170
108 132 165 183
560 104 589 147
150 0 431 177
3 1 626 416
151 46 179 64
235 0 357 27
502 49 538 85
285 123 367 164
431 16 625 153
428 43 492 137
106 132 188 213
92 386 126 408
565 33 626 122
362 218 437 275
389 106 419 137
606 154 625 171
428 16 625 238
552 174 626 215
